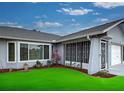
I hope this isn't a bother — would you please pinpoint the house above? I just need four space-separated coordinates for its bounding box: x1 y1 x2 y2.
0 27 60 70
0 18 124 75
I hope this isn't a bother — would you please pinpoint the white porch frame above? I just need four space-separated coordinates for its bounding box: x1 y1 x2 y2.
100 40 108 70
7 41 17 63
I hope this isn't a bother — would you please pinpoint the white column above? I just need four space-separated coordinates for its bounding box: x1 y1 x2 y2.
107 40 112 69
49 44 52 60
58 44 64 64
88 38 101 74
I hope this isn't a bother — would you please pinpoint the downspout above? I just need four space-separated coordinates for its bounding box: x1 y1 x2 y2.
86 35 91 41
86 35 91 68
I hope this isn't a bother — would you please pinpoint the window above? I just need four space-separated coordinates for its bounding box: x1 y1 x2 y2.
71 43 76 61
44 45 49 59
77 42 82 62
20 43 28 61
78 41 90 63
65 41 90 63
19 42 50 61
8 42 15 62
66 44 71 61
29 44 43 60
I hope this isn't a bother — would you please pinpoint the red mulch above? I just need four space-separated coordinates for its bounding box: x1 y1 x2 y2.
0 69 9 73
92 73 116 78
0 64 115 78
49 64 115 78
51 64 88 73
0 68 24 73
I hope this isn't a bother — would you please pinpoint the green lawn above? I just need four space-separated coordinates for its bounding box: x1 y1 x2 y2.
0 68 124 91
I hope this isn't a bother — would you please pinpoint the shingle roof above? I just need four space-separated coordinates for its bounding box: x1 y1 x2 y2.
58 18 124 42
0 18 124 43
0 26 61 43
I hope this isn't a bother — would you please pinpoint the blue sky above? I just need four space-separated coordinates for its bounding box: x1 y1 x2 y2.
0 2 124 36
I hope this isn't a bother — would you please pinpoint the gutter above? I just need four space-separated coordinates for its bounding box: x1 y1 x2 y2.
0 36 52 43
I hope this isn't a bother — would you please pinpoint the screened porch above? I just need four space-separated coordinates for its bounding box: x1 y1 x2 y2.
64 41 90 69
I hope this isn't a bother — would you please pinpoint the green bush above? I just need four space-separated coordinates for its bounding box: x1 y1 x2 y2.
47 60 53 66
97 70 109 76
35 60 42 68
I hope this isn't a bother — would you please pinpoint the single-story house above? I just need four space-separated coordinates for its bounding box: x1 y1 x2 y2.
0 18 124 75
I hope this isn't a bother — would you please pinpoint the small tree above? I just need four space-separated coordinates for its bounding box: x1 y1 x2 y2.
52 49 61 64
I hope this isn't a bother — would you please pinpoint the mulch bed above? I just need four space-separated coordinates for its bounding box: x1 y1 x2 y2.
49 64 88 74
92 73 116 78
0 68 24 73
0 64 115 78
50 64 115 78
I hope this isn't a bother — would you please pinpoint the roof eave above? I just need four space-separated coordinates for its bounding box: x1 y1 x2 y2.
56 19 124 43
102 19 124 33
56 31 105 43
0 36 54 43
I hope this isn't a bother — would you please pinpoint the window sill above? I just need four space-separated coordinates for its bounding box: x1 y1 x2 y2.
7 61 16 63
18 59 49 63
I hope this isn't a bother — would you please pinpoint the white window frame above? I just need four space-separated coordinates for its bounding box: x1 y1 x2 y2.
100 40 108 70
7 41 16 63
43 45 50 60
18 41 51 62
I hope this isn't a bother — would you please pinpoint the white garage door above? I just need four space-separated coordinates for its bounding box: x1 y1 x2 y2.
111 45 121 66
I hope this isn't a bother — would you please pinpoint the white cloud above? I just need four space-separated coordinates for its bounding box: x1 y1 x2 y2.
59 3 70 6
57 8 93 16
95 18 109 22
35 15 47 19
56 10 62 13
93 2 124 9
35 21 63 28
35 16 41 19
0 21 23 28
93 12 100 15
71 23 80 26
31 2 38 4
0 22 17 25
10 25 23 28
71 18 76 22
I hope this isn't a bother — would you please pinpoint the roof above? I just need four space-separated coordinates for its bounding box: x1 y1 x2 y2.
58 18 124 42
0 26 61 43
0 18 124 43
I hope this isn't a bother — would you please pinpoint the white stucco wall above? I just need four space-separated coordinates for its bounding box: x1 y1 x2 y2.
53 43 64 65
107 26 124 44
0 39 8 69
0 39 52 69
107 25 124 68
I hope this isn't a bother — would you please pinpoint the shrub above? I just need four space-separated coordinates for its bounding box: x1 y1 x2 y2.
23 63 29 71
35 60 42 68
47 60 53 66
96 70 109 76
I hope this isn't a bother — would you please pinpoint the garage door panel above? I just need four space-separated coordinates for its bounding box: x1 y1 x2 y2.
111 45 121 66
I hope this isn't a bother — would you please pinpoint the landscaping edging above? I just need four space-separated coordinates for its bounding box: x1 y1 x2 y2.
49 64 116 78
92 73 116 78
0 64 116 78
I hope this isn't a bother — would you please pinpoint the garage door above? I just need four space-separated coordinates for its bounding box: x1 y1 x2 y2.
111 45 121 66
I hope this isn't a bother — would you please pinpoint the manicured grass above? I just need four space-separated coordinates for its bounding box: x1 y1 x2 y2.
0 68 124 91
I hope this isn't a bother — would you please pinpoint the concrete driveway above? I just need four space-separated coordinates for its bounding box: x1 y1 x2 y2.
109 64 124 76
